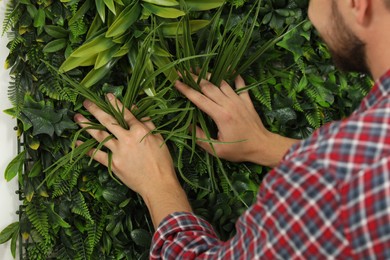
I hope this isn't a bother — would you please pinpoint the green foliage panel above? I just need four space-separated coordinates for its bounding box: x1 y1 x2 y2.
1 0 371 258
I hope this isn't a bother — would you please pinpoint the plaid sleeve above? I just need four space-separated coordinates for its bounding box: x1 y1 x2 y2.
150 150 350 259
150 71 390 259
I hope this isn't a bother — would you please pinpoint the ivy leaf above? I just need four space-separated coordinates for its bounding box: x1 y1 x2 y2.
4 150 26 182
54 109 78 136
22 107 59 136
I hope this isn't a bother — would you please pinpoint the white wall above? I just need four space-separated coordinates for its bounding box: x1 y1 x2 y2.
0 0 20 259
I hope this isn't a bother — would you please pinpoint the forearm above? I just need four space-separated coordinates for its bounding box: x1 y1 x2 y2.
141 178 192 230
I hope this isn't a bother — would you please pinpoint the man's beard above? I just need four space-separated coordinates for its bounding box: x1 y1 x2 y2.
326 1 370 74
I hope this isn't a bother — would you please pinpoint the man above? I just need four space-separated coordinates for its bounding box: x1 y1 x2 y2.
74 0 390 258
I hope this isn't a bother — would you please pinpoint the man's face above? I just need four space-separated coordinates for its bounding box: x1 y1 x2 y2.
308 0 370 74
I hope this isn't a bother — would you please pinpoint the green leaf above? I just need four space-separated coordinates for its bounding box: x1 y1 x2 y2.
104 0 116 14
0 222 19 244
95 0 106 22
28 160 42 177
184 0 225 11
33 8 45 28
81 59 117 88
4 151 25 182
161 20 209 36
130 229 151 247
142 3 185 18
68 34 115 58
44 25 68 38
106 3 141 38
43 38 67 53
142 0 179 6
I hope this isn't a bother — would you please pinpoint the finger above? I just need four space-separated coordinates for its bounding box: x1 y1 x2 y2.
175 80 222 120
235 75 253 106
219 80 237 98
188 73 227 104
193 126 218 156
76 140 110 168
107 94 140 128
74 114 116 150
83 99 128 139
141 117 156 131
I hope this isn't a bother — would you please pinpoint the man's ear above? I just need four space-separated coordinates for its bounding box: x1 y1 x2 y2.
349 0 371 26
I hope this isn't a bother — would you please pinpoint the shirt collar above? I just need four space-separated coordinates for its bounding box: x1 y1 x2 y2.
356 69 390 113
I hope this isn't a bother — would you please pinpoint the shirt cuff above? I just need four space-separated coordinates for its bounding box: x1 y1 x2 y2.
150 212 220 259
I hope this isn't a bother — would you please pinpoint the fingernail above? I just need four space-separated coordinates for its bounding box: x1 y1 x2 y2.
107 93 114 100
83 99 92 108
74 114 81 122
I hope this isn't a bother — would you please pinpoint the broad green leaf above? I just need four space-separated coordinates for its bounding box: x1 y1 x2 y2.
161 20 209 36
142 0 178 6
0 222 19 244
28 160 42 177
95 45 121 69
4 151 25 182
142 3 185 18
130 229 151 247
44 25 68 38
184 0 225 11
81 59 117 88
10 230 18 258
43 38 67 53
104 0 116 15
68 34 115 58
33 8 45 28
106 3 141 38
60 54 98 72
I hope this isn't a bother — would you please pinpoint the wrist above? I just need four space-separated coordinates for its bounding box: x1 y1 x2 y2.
252 132 299 168
140 175 192 229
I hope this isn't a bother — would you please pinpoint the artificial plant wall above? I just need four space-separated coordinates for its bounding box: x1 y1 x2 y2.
0 0 371 259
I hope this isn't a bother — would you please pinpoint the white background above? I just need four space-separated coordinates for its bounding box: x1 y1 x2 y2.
0 0 20 259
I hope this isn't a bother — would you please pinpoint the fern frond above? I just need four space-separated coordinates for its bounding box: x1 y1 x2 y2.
71 192 94 222
8 74 28 112
26 202 50 241
7 33 25 53
85 209 106 257
72 230 88 260
251 84 272 110
2 1 21 35
304 105 321 129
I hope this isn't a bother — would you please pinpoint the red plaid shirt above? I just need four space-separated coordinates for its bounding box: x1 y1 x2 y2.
150 70 390 259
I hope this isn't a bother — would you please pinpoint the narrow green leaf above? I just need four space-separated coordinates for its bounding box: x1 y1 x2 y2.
43 38 67 53
95 0 106 22
4 151 26 182
106 3 141 38
0 222 19 244
142 0 179 6
103 0 116 15
184 0 225 11
142 3 185 18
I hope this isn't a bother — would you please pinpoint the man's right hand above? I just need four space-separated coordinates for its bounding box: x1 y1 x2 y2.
175 74 299 168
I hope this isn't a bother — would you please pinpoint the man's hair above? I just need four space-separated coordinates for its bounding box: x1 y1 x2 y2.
386 0 390 8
